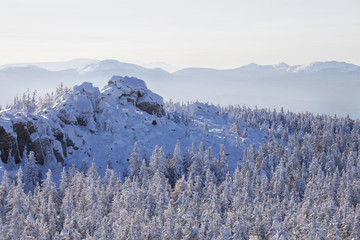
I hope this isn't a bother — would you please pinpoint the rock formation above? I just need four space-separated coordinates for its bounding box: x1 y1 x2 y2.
0 76 165 165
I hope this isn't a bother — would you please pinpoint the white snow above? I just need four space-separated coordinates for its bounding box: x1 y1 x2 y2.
0 77 267 181
293 61 360 73
109 75 148 90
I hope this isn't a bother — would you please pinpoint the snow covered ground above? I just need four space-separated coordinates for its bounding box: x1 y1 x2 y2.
0 76 266 182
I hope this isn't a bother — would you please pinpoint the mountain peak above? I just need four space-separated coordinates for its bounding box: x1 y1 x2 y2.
79 60 146 73
293 61 360 73
140 62 180 73
235 63 264 71
272 62 290 71
244 63 260 68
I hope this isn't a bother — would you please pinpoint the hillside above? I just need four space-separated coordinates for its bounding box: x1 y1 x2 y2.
0 76 359 239
0 76 265 181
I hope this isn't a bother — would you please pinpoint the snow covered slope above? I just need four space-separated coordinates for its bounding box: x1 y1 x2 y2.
0 76 266 180
292 61 360 73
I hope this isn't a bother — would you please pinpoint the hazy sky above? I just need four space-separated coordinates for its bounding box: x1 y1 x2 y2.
1 0 360 68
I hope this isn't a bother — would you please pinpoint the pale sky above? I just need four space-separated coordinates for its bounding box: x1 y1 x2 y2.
1 0 360 68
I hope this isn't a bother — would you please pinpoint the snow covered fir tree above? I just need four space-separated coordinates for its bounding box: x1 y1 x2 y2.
0 76 359 239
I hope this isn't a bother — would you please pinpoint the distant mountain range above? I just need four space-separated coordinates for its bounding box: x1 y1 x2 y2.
2 59 359 73
0 59 359 119
0 58 100 71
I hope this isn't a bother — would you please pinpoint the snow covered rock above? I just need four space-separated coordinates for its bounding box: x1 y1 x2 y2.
0 76 168 166
55 82 100 131
0 75 266 178
0 113 67 165
105 76 165 116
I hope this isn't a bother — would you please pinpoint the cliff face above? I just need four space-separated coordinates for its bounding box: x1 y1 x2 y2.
0 115 66 165
0 76 165 165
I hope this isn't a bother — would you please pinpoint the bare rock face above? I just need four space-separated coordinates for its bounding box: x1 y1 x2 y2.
0 123 20 164
105 76 165 116
0 115 67 165
137 100 164 117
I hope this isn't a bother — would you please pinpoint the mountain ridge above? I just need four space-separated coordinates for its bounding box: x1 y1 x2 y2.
2 58 359 73
0 59 359 119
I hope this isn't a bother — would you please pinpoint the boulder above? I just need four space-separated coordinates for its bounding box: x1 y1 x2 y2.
105 76 165 116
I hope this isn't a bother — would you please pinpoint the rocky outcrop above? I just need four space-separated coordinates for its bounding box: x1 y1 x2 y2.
0 76 165 165
0 115 68 165
0 123 20 164
105 76 165 116
55 82 100 131
137 100 164 116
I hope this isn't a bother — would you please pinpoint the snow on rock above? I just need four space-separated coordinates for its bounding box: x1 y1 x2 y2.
104 76 165 116
108 75 147 90
0 76 266 180
55 82 100 131
0 76 167 168
0 112 65 165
